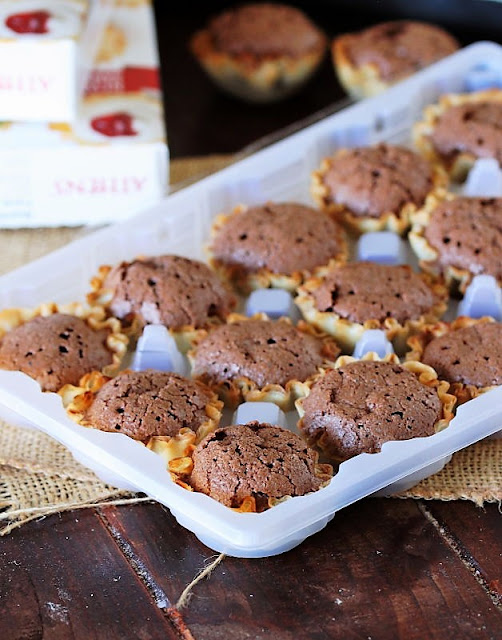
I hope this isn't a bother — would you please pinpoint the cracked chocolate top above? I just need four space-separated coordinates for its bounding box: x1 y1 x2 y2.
84 370 217 440
211 202 345 276
322 145 434 218
344 21 458 81
0 314 112 392
208 3 324 58
310 262 439 324
103 255 234 330
300 360 442 460
189 422 324 510
424 197 502 279
421 323 502 387
191 319 334 388
430 102 502 164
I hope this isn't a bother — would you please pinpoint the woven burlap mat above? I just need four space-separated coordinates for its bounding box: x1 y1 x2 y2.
0 154 500 535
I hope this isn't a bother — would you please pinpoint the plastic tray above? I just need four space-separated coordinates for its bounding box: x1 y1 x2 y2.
1 42 502 558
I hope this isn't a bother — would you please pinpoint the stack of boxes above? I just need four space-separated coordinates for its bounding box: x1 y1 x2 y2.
0 0 167 226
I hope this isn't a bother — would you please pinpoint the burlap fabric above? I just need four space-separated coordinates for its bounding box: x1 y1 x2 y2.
0 154 500 535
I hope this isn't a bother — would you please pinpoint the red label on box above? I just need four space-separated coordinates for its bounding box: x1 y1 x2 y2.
6 10 50 34
123 67 160 91
86 70 124 94
86 67 160 96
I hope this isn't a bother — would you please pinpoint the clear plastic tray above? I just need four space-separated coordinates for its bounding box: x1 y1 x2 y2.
1 42 502 557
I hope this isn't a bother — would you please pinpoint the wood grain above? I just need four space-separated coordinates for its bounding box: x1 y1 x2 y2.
101 499 502 640
423 501 502 606
0 509 179 640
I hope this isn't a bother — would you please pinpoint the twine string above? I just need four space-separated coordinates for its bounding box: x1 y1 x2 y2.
176 553 226 610
0 495 152 536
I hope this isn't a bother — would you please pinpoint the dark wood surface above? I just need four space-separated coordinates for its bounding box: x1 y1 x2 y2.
2 5 502 639
1 500 501 639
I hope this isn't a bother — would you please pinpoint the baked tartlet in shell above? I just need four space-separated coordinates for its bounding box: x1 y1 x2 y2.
207 204 348 294
0 302 128 387
406 316 502 405
413 89 502 182
332 23 458 100
408 191 502 294
188 313 341 411
295 268 448 355
88 262 234 354
190 28 326 103
176 422 333 512
59 369 223 486
295 351 456 462
332 35 391 99
311 152 448 235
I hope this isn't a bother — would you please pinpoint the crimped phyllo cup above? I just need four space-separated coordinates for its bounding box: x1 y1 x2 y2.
188 313 341 410
296 352 456 462
406 316 502 405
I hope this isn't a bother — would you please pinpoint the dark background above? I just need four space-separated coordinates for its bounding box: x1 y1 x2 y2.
153 0 502 158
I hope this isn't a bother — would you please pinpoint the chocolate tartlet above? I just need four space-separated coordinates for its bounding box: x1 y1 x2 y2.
407 318 502 403
311 144 447 235
189 422 332 511
209 202 347 292
295 262 447 353
88 255 235 348
190 3 326 102
333 21 458 99
297 358 453 461
83 370 222 441
189 315 340 409
0 310 125 393
409 195 502 293
413 89 502 181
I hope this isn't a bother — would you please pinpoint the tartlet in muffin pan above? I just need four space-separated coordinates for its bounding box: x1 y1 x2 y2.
409 194 502 294
406 316 502 404
189 313 340 410
296 353 455 462
0 302 127 393
88 254 236 351
183 422 333 512
208 201 348 293
413 89 502 181
311 143 448 235
295 262 448 354
60 369 223 482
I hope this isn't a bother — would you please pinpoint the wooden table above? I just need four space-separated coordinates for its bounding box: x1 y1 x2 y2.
1 5 501 639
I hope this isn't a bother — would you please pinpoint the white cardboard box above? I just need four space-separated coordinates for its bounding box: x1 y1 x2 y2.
0 0 100 122
0 0 168 226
